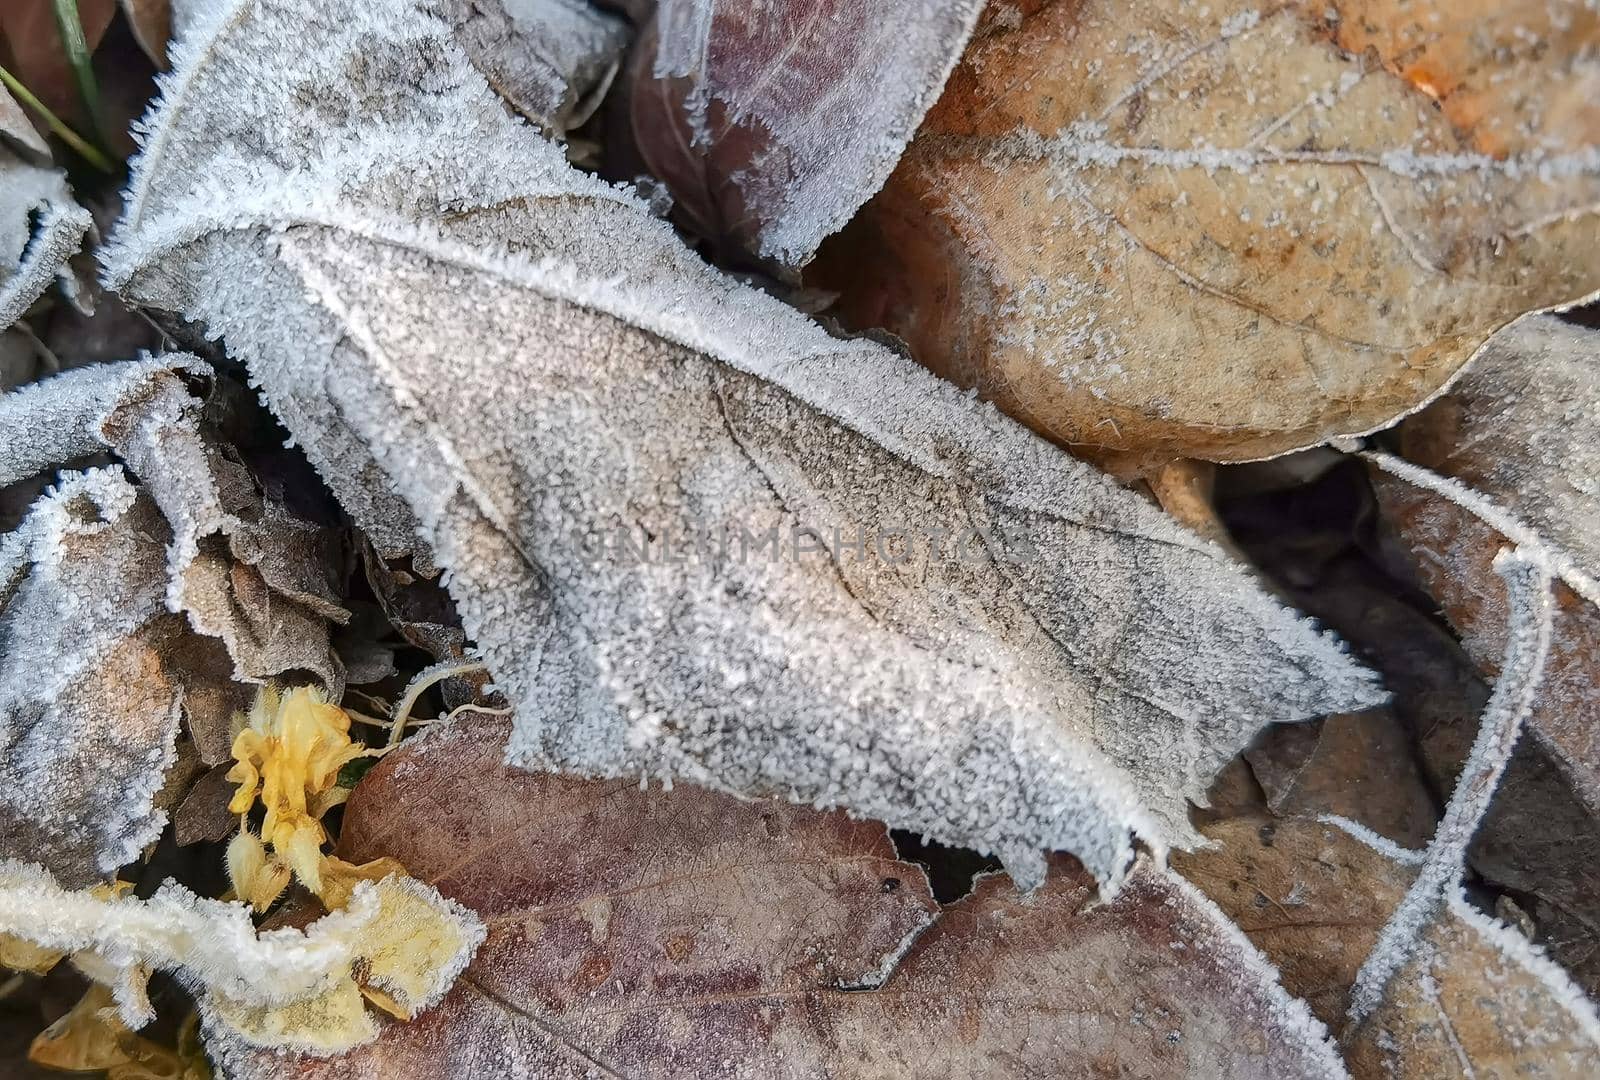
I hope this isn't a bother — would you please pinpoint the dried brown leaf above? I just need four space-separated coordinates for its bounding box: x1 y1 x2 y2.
816 0 1600 465
1173 815 1417 1027
0 357 349 759
1344 888 1600 1079
1244 711 1438 849
0 469 187 884
1374 317 1600 817
214 712 1347 1079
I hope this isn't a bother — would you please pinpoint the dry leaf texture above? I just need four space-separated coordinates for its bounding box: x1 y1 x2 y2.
819 0 1600 464
215 712 1347 1079
0 469 183 884
634 0 984 265
446 0 628 135
1374 319 1600 813
1173 816 1418 1027
104 0 1383 892
0 356 348 735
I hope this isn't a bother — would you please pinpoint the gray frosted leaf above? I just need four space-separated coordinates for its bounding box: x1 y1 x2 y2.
0 144 92 331
0 469 184 885
446 0 630 136
105 0 1382 892
632 0 985 265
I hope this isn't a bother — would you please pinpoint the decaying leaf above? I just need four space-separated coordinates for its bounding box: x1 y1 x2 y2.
0 468 187 885
446 0 628 136
817 0 1600 465
0 356 350 759
0 147 91 331
1243 710 1439 849
1173 815 1418 1026
631 0 984 266
104 0 1384 893
1341 859 1600 1078
0 857 483 1053
213 712 1347 1079
1376 316 1600 815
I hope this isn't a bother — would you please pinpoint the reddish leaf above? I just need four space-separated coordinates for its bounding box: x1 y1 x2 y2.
212 713 1346 1079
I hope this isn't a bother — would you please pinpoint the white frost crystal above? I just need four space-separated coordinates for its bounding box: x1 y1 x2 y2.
105 0 1384 893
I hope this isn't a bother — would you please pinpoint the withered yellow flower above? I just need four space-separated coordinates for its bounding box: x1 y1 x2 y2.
227 685 364 897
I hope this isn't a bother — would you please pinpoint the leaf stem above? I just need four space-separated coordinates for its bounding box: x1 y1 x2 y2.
0 64 113 172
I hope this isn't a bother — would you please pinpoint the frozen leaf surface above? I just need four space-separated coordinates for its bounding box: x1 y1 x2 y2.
0 148 91 331
1374 318 1600 814
632 0 985 265
215 712 1348 1080
445 0 629 135
817 0 1600 465
105 0 1383 891
1336 845 1600 1078
0 469 184 885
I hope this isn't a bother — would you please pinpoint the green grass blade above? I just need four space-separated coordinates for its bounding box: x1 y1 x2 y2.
0 63 114 172
49 0 105 146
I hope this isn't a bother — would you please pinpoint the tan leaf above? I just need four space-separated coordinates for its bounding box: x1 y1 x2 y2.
0 469 187 885
1243 711 1439 849
212 712 1347 1079
630 0 985 265
119 0 172 67
1173 815 1417 1026
1344 887 1600 1078
105 0 1383 892
815 0 1600 466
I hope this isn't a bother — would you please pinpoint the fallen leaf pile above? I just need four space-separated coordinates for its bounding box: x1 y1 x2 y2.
0 0 1596 1075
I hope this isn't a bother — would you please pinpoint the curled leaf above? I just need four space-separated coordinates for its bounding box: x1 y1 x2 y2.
0 468 186 884
446 0 629 136
0 145 91 330
0 857 483 1054
0 356 350 759
105 0 1383 892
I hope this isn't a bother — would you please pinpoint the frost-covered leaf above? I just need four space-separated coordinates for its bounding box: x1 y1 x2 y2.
0 148 91 331
213 712 1348 1080
0 356 349 758
446 0 628 136
816 0 1600 465
0 469 187 885
1338 852 1600 1078
630 0 984 265
0 858 482 1053
1374 317 1600 815
1173 815 1418 1027
105 0 1383 891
